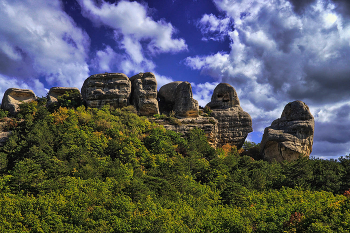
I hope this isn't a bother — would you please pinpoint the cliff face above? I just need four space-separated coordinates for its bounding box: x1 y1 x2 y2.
1 72 254 151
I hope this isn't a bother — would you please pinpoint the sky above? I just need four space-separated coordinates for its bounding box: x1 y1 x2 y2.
1 0 350 159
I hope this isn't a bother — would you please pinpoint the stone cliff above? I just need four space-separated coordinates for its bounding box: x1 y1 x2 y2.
0 72 315 161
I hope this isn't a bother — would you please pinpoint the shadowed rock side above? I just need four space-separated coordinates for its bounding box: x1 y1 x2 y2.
158 81 183 114
1 88 36 115
130 72 159 116
173 82 199 118
158 81 198 118
206 83 253 148
47 87 81 105
81 73 131 109
260 100 315 162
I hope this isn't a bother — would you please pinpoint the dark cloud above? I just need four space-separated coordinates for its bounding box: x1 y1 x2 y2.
289 0 350 17
288 0 317 14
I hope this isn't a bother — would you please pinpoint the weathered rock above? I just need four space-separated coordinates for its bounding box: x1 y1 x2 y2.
81 73 131 109
154 116 218 147
47 87 81 105
158 81 198 117
1 88 36 115
130 72 159 116
173 82 199 118
158 81 183 114
207 83 240 109
206 83 252 148
260 100 314 162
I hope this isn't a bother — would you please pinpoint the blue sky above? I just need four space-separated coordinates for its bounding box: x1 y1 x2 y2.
1 0 350 159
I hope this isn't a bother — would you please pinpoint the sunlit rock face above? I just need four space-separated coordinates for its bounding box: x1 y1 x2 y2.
158 81 199 118
1 88 36 115
206 83 253 148
130 72 159 116
260 100 315 162
81 73 131 109
47 87 81 105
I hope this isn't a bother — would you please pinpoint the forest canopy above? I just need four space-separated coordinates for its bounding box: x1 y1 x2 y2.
0 94 350 232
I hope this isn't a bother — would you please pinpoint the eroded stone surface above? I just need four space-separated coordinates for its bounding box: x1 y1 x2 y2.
1 88 36 115
207 83 240 109
206 83 252 148
81 73 131 109
130 72 159 116
47 87 81 105
260 100 315 162
158 81 183 114
173 82 199 118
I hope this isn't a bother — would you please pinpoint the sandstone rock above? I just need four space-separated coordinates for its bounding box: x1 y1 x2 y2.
158 81 199 117
260 100 314 162
81 73 131 109
1 88 36 115
130 72 159 116
173 82 199 118
207 83 240 109
154 116 218 147
47 87 81 105
158 81 183 114
206 83 252 148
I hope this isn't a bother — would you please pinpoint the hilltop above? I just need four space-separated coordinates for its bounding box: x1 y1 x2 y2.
0 95 349 232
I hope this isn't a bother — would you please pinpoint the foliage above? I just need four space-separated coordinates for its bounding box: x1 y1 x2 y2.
1 102 350 232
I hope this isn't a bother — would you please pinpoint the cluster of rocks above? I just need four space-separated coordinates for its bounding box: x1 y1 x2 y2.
0 72 315 162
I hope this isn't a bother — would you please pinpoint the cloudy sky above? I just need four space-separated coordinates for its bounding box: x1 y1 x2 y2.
1 0 350 159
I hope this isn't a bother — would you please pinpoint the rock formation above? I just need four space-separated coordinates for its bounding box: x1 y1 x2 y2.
260 100 314 162
173 82 199 118
1 88 36 115
158 81 198 118
81 73 131 109
206 83 252 148
47 87 81 105
155 116 218 147
130 72 159 116
158 81 183 114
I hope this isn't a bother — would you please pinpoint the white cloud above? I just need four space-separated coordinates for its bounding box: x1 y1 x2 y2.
197 14 232 41
0 0 90 95
77 0 187 76
191 82 219 107
186 0 350 158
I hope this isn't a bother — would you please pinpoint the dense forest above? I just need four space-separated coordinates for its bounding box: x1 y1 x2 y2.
1 92 350 232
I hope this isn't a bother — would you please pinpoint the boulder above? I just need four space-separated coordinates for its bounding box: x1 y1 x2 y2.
158 81 183 114
173 82 199 118
207 83 240 109
130 72 159 116
47 87 81 105
81 73 131 109
260 100 315 162
1 88 36 115
206 83 252 148
158 81 198 117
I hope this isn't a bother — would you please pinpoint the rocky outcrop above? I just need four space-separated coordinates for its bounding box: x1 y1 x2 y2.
47 87 81 105
158 81 198 118
260 100 314 162
81 73 131 109
158 81 183 114
1 88 36 115
155 116 218 147
130 72 159 116
173 82 199 118
206 83 252 148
